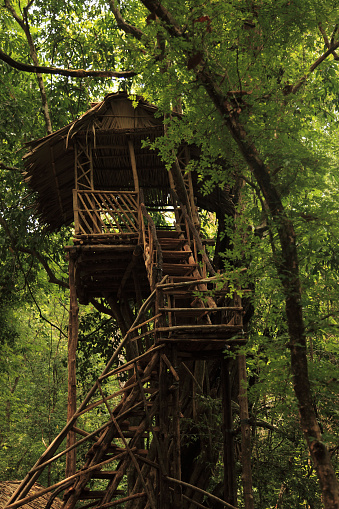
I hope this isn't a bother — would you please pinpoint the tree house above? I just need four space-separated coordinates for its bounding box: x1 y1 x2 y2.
6 92 246 509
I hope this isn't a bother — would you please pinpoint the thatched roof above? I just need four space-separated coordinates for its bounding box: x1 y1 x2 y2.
23 91 234 231
0 481 63 509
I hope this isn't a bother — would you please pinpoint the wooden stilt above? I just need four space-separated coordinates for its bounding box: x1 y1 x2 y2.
158 352 170 508
66 253 79 478
238 354 254 509
221 358 237 506
170 346 182 507
6 173 247 509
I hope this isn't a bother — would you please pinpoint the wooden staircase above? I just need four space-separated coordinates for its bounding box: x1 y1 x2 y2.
5 216 244 509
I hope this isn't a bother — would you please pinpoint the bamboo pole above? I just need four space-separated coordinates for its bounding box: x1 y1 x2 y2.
6 451 130 509
158 355 170 509
99 344 164 380
96 382 156 509
170 347 182 507
90 492 146 509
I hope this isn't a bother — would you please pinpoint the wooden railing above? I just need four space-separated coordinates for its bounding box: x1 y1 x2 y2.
139 192 163 290
169 190 215 279
73 190 139 236
154 276 244 337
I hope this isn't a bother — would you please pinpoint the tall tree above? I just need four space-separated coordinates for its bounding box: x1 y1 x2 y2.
105 2 339 506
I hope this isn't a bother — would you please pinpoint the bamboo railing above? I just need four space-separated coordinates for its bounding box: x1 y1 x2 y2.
73 190 139 236
139 190 163 290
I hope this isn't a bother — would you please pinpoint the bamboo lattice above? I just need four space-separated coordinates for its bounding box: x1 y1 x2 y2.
73 190 139 236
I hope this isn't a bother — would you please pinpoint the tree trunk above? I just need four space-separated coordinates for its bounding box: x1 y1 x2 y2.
197 68 339 508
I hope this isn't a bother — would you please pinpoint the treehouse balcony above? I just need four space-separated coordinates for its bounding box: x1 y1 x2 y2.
68 189 148 304
73 189 140 240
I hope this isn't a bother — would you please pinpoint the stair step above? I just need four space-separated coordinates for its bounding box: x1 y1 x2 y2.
160 289 197 296
159 307 239 312
158 239 186 249
80 490 124 500
92 470 118 479
159 306 242 316
163 263 198 275
169 275 201 282
157 324 242 333
156 230 181 238
161 250 191 260
105 447 149 456
110 431 149 438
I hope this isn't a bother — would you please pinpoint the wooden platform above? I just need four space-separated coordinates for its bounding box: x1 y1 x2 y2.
65 236 150 304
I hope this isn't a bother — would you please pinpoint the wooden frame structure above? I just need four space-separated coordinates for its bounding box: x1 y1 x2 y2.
6 92 248 509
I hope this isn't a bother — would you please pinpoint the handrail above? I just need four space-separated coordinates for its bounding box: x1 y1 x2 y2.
169 189 216 276
139 189 163 288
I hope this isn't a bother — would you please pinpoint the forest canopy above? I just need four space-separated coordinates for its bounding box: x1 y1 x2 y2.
0 1 339 508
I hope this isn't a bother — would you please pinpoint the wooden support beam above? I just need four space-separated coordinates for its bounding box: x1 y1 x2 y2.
156 324 242 333
89 492 146 508
158 353 170 509
96 382 156 509
169 347 182 507
6 451 130 509
166 477 239 509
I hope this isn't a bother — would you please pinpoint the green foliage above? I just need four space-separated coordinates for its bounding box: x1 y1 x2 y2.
0 290 68 484
77 309 122 389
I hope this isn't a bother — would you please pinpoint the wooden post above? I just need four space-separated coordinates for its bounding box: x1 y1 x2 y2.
221 358 237 506
238 353 254 509
158 352 170 508
66 253 79 478
128 139 140 194
72 189 79 235
170 346 182 507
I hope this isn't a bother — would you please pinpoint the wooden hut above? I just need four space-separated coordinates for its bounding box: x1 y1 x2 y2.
23 91 233 304
6 92 245 509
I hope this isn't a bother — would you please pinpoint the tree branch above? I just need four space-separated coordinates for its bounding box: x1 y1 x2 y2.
318 23 339 60
4 0 25 29
108 0 146 41
0 204 69 289
0 162 20 171
19 259 67 338
290 41 339 94
4 0 53 133
0 48 137 78
141 0 183 38
89 297 115 317
18 246 69 289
